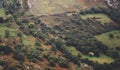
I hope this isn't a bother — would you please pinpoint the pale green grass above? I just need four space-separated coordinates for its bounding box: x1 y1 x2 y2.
65 46 80 56
0 9 12 19
66 46 114 64
95 30 120 48
0 26 35 46
82 54 114 64
0 9 6 18
0 26 17 37
80 14 111 24
22 34 36 46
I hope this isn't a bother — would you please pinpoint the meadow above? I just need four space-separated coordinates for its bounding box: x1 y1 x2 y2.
66 46 114 64
80 14 112 24
95 30 120 48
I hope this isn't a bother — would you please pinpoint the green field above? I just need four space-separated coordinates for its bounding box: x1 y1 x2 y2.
95 30 120 48
66 46 114 64
80 14 112 24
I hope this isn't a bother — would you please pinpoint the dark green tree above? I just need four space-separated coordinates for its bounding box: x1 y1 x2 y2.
5 30 10 38
0 45 13 55
49 60 56 67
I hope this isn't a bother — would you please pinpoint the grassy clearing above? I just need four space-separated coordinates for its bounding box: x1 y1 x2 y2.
80 14 111 24
0 9 13 19
82 54 114 64
0 9 6 18
22 34 36 46
95 30 120 48
0 25 35 46
66 46 114 64
0 25 36 47
0 26 17 37
65 46 80 56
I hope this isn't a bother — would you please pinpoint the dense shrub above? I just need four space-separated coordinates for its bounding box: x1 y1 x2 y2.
49 60 56 67
0 17 4 23
59 60 69 68
13 51 25 62
0 45 13 54
0 60 7 66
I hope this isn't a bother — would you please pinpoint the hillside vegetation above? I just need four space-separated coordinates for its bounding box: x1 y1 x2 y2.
0 0 120 70
95 30 120 48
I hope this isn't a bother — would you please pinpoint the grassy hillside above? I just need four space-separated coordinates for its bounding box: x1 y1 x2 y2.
27 0 107 16
0 0 120 70
66 46 114 64
0 26 17 37
80 14 112 24
95 30 120 48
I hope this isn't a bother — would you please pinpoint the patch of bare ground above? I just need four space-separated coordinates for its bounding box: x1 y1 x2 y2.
39 13 72 27
0 54 19 67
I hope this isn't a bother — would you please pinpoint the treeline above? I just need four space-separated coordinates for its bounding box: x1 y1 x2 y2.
54 40 81 66
80 7 120 25
2 0 26 25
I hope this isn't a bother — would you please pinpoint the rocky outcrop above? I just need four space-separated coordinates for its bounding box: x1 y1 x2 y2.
106 0 120 9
